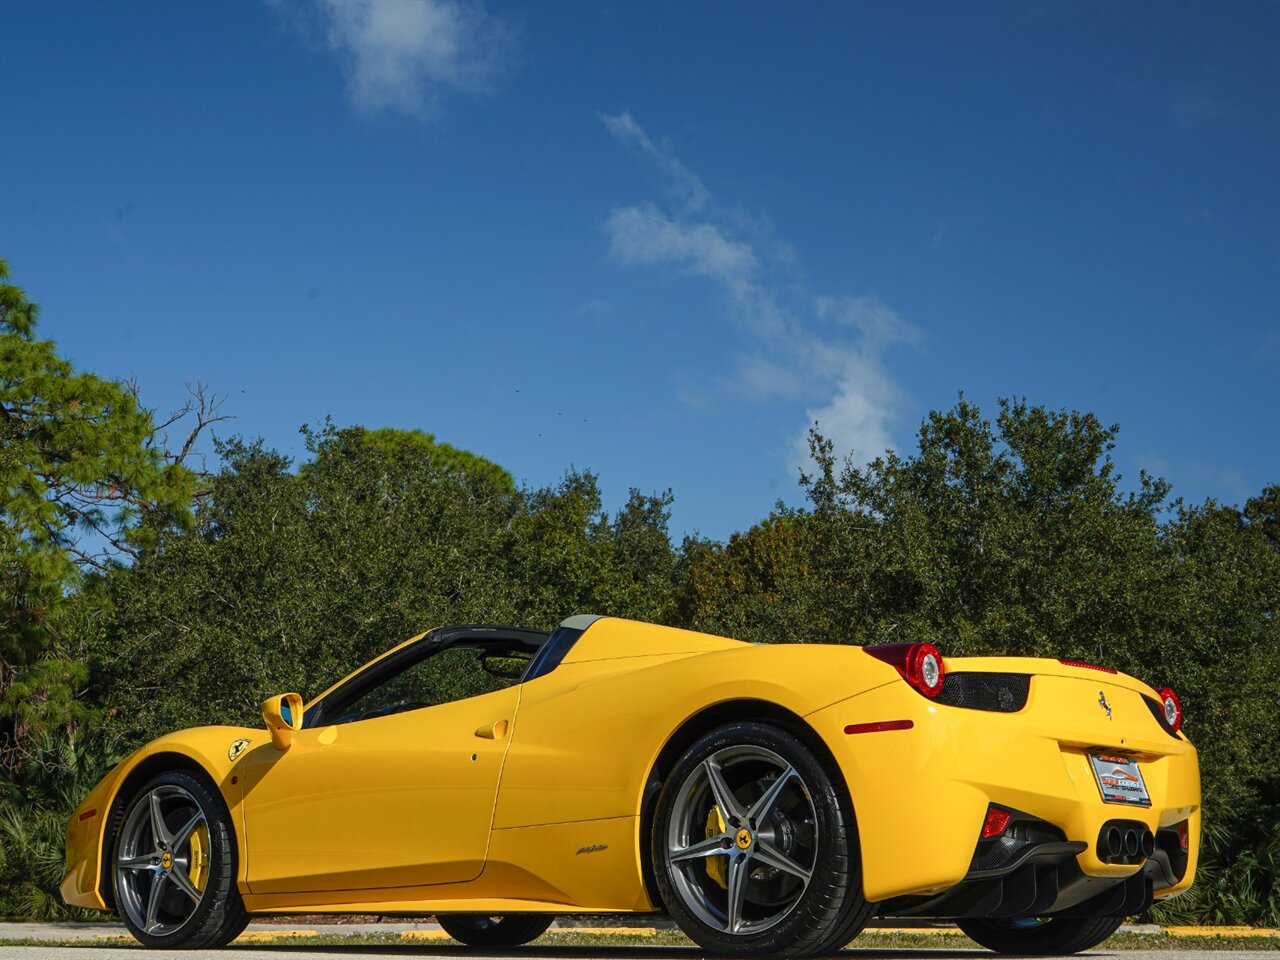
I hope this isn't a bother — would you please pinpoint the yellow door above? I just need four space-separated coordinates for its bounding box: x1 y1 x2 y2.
240 684 520 894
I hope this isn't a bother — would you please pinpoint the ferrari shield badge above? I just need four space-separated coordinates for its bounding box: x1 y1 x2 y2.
228 738 252 762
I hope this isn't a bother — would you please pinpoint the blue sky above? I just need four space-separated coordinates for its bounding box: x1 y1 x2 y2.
2 0 1277 540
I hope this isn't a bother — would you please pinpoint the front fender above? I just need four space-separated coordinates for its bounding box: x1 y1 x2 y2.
61 725 263 911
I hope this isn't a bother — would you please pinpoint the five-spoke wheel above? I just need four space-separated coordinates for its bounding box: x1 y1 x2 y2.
111 771 248 948
652 721 871 958
116 783 209 935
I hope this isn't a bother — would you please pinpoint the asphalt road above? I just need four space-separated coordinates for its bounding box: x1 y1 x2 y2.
0 948 1277 960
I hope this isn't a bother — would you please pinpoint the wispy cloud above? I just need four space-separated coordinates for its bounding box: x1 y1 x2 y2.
602 113 919 474
274 0 516 118
600 113 710 211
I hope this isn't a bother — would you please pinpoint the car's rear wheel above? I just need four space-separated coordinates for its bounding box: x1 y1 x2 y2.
956 915 1126 954
437 914 554 946
652 721 871 958
111 770 249 948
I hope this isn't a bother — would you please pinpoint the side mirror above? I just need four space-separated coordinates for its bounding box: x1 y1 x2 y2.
262 693 304 750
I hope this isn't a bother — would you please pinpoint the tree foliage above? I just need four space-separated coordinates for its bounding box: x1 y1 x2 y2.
0 260 196 773
80 424 675 744
1 263 1275 925
679 398 1279 925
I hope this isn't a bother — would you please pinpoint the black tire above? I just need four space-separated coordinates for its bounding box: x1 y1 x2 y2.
437 914 555 947
110 769 250 949
956 915 1126 955
651 721 871 959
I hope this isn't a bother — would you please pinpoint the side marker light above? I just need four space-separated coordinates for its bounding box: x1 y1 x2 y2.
843 720 914 735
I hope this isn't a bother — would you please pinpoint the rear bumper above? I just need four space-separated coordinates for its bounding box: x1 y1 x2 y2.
806 672 1200 905
879 807 1191 919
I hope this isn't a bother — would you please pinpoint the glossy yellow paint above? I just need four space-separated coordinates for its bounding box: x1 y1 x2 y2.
62 616 1200 919
240 685 521 893
61 725 260 910
808 664 1199 901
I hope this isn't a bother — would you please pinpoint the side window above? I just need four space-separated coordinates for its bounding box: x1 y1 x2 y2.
332 647 529 725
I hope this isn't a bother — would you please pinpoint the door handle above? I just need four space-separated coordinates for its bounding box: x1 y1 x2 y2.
474 719 509 740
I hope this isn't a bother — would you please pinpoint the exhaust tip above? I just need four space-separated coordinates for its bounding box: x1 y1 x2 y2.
1106 827 1123 858
1141 829 1155 859
1124 829 1139 856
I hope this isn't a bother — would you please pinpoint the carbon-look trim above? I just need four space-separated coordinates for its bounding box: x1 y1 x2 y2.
935 673 1031 713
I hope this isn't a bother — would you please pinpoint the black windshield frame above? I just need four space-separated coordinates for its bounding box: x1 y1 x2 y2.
301 625 549 729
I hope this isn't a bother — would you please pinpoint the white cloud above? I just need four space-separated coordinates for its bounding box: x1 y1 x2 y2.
607 203 756 292
792 348 903 473
277 0 515 118
602 113 919 477
600 112 710 211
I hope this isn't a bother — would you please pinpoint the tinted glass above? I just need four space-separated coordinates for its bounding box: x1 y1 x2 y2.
331 646 530 724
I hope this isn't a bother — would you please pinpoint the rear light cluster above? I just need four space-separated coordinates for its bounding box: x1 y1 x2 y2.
864 642 946 698
1158 687 1183 733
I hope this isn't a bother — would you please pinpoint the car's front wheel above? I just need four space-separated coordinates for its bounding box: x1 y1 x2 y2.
957 915 1126 954
111 769 249 948
652 721 871 958
437 914 554 946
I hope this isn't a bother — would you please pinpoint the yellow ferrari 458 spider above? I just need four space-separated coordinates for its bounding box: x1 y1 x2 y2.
63 616 1199 957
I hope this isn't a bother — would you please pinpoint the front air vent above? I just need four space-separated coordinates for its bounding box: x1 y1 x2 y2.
934 673 1030 713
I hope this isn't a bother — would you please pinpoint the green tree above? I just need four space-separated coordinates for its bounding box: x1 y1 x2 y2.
83 424 522 742
83 429 681 747
508 472 676 627
0 259 196 773
677 396 1279 925
308 425 516 495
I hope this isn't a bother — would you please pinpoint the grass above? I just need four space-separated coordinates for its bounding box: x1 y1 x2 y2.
0 929 1275 951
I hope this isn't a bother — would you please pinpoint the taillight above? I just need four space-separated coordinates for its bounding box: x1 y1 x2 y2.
1176 820 1189 851
864 642 946 699
1158 687 1182 733
982 806 1012 839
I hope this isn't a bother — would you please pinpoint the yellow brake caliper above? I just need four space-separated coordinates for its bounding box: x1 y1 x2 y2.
188 823 211 892
705 805 728 889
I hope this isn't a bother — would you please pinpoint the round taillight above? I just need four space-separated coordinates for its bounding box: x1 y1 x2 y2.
1158 687 1182 733
908 643 945 698
862 641 947 698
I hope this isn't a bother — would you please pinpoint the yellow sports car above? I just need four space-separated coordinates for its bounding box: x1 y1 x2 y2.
63 616 1199 957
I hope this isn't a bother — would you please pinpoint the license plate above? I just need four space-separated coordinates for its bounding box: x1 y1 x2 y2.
1089 752 1151 807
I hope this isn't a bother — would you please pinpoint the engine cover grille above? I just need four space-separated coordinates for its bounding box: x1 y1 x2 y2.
935 672 1031 713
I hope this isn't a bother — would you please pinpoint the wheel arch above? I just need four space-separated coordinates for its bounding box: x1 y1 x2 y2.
97 751 232 910
637 698 857 912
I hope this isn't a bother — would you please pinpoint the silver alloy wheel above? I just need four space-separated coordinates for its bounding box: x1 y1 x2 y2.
665 744 818 936
115 784 209 937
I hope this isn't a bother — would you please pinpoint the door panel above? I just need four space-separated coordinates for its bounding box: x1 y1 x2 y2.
241 685 520 894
